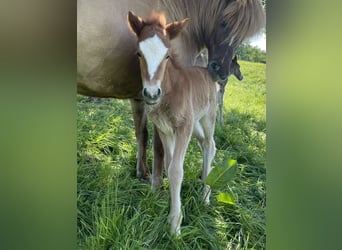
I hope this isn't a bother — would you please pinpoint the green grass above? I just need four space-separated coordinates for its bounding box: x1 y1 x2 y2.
77 60 266 249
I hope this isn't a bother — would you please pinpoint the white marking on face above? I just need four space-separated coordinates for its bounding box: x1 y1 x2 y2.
139 34 168 79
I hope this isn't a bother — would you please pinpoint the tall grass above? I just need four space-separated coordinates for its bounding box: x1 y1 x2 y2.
77 60 265 249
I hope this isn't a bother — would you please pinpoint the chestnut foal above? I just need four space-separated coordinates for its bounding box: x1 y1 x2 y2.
128 11 217 235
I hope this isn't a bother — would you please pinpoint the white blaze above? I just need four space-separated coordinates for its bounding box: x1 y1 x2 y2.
139 34 168 79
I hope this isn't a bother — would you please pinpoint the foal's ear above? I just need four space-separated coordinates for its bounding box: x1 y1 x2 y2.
165 18 189 40
127 11 144 36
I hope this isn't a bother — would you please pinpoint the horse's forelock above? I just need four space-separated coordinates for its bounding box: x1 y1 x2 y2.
137 11 173 51
144 10 167 29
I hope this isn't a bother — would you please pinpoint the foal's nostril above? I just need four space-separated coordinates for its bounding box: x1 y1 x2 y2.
157 88 161 97
143 88 148 98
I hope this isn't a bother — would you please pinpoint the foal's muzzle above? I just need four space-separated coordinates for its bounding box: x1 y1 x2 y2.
142 86 162 105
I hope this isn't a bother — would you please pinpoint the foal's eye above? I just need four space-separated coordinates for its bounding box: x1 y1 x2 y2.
136 52 141 58
165 55 170 59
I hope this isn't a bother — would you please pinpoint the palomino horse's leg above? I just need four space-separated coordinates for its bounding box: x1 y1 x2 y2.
217 80 227 125
166 126 192 235
130 99 150 180
152 126 164 189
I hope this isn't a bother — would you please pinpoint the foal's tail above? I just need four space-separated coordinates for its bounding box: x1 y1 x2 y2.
223 0 265 48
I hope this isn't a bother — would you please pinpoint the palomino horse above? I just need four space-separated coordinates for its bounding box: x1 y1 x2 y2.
128 10 217 235
77 0 265 185
217 55 243 125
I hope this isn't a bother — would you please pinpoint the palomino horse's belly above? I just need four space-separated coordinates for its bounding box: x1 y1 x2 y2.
77 0 164 98
77 55 143 98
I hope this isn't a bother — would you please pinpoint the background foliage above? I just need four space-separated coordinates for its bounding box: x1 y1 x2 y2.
236 43 266 63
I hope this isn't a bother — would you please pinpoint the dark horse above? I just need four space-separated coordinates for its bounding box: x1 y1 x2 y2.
217 55 243 125
77 0 265 187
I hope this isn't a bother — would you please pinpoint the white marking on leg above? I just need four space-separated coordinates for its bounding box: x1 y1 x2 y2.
167 131 191 235
168 159 183 235
203 184 211 204
200 117 216 204
139 35 168 79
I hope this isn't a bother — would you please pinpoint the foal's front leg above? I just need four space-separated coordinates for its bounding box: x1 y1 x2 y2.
167 127 192 235
130 99 150 180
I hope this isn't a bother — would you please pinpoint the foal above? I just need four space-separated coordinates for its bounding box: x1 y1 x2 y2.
128 11 217 235
217 55 243 125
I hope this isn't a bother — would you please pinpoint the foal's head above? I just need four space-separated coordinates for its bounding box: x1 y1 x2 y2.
230 55 243 81
127 11 189 105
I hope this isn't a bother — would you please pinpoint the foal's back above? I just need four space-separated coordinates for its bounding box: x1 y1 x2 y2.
165 62 216 112
183 66 217 117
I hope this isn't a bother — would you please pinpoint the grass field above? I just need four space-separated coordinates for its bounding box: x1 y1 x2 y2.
77 60 266 249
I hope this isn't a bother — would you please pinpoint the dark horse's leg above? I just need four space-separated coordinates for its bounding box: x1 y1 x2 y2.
152 125 164 189
130 99 150 180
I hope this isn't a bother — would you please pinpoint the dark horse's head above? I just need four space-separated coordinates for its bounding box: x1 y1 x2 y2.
206 0 265 81
207 22 235 81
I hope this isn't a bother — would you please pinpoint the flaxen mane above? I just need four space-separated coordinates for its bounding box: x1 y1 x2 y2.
222 0 265 48
161 0 265 49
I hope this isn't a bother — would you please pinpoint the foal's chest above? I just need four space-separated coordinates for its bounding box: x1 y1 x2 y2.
147 106 176 136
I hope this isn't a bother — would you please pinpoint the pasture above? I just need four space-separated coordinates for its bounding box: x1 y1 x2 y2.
77 60 266 249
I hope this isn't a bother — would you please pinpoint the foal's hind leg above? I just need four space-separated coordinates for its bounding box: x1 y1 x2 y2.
217 80 227 125
198 115 216 204
152 126 164 189
130 99 150 180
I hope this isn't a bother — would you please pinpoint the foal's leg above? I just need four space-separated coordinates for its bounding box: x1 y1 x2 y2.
168 126 192 235
152 126 164 189
157 132 174 178
217 80 227 125
130 99 150 180
199 115 216 204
